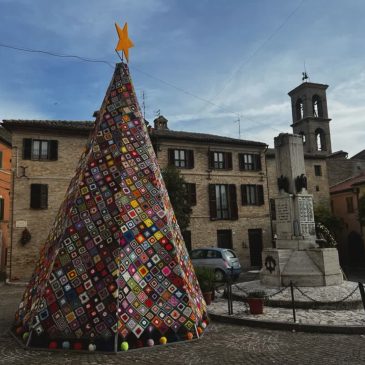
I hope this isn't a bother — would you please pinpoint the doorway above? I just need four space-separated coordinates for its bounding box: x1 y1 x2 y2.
248 229 263 267
217 229 233 249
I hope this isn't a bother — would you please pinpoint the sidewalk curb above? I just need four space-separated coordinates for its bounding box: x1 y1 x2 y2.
209 313 365 335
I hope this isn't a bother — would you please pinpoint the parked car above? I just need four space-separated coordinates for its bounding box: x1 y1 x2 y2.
190 247 241 282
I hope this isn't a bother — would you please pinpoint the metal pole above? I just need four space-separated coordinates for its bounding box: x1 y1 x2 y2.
290 281 296 323
226 278 233 315
358 282 365 312
230 280 233 315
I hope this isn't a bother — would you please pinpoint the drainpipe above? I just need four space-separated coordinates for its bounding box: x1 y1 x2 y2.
8 146 18 281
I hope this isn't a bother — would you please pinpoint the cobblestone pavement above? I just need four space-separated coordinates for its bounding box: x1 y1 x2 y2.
2 284 365 364
210 297 365 326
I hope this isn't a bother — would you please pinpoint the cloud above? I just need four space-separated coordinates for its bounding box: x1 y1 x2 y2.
0 98 50 120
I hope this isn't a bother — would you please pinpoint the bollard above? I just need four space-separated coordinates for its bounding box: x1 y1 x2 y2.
226 280 232 315
290 281 296 323
358 282 365 312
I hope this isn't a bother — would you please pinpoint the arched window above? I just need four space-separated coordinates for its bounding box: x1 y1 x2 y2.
312 95 323 117
299 131 306 144
315 128 326 151
295 98 304 120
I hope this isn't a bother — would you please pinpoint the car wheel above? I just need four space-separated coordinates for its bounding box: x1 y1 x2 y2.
214 269 225 282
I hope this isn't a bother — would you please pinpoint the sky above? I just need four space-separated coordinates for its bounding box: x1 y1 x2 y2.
0 0 364 156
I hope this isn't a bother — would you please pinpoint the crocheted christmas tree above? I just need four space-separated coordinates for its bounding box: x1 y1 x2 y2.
13 62 208 352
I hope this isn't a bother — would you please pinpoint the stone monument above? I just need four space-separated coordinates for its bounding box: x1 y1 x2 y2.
261 133 343 287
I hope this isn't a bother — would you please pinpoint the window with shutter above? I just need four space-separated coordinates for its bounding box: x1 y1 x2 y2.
168 149 194 168
239 153 262 171
23 139 58 161
30 184 48 209
241 184 264 206
211 151 233 170
184 183 197 206
0 151 3 169
209 184 237 220
314 165 322 176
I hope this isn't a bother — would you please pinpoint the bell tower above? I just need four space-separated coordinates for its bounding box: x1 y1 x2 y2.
288 81 332 154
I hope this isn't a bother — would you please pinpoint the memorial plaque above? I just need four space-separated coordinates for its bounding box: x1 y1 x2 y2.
298 196 314 223
276 198 291 223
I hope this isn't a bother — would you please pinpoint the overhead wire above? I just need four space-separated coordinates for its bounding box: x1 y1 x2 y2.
0 41 283 133
212 0 306 103
0 42 114 68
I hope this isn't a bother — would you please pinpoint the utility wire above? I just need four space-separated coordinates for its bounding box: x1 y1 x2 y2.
0 42 114 68
212 0 306 104
0 41 282 133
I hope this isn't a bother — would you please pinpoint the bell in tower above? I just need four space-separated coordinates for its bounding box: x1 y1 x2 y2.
288 80 332 154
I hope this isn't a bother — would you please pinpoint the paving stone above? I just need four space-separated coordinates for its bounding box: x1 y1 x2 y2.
1 284 365 364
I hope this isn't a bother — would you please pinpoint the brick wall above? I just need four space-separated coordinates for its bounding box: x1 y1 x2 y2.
156 140 272 269
9 131 89 280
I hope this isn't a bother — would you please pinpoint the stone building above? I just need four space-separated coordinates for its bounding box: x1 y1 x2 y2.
3 78 345 281
2 120 93 281
330 173 365 267
151 116 271 269
327 150 365 186
3 118 272 281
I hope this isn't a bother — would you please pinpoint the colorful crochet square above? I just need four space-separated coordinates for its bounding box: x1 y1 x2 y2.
14 63 208 351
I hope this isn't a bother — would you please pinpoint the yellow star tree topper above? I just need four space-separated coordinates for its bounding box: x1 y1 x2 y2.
115 22 134 62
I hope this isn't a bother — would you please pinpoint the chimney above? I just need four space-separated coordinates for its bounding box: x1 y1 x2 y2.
153 115 168 130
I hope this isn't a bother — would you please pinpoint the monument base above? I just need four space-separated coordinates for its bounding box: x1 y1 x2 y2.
276 238 317 250
260 248 343 287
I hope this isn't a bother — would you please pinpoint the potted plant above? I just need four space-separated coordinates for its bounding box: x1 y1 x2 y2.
246 290 266 314
195 267 215 305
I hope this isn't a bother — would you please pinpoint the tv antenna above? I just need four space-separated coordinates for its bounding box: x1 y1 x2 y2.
235 115 241 139
141 90 146 120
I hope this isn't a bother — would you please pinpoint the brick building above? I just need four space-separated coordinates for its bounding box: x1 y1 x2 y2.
151 116 271 269
2 120 92 280
3 118 273 281
2 79 340 282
